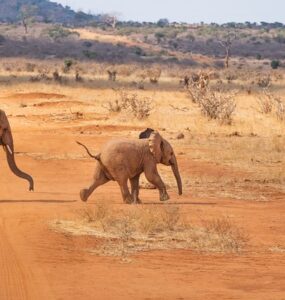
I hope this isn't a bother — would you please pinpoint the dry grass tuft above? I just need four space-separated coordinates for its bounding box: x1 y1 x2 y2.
201 217 248 253
51 206 248 259
269 245 285 253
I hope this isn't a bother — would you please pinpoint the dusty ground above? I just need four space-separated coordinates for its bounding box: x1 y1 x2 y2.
1 80 285 300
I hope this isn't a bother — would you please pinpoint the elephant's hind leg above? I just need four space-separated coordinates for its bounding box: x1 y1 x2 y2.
80 167 110 202
118 179 133 204
130 174 142 204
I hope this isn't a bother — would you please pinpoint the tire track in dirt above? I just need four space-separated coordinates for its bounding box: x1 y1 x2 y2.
0 218 29 300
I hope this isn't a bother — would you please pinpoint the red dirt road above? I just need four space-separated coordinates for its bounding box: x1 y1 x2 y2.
0 125 285 300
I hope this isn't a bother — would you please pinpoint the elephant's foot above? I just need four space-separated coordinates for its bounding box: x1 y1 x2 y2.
80 189 89 202
132 197 142 205
123 195 133 204
160 191 170 202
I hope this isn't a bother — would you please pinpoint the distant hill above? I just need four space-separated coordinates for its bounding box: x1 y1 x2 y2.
0 0 96 25
0 1 284 63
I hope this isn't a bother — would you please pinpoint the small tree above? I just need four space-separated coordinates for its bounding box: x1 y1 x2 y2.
157 18 169 27
217 32 237 68
20 5 37 34
64 59 73 72
101 12 121 29
271 60 280 69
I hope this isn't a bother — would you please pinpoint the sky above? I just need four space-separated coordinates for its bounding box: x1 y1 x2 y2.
55 0 285 24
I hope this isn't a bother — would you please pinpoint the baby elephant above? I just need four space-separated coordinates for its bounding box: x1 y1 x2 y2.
77 131 182 204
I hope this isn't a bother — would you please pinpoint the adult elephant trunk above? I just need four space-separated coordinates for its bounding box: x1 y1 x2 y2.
170 155 182 195
2 130 34 191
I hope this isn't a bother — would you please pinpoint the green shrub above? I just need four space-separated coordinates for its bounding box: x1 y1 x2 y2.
133 46 145 56
83 50 97 59
47 25 76 41
271 60 280 69
64 59 73 69
83 41 93 48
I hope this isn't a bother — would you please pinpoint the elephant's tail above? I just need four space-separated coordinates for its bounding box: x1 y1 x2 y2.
76 141 100 160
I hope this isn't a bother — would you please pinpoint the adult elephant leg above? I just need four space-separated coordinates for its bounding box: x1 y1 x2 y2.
130 174 141 204
144 165 169 201
80 166 110 202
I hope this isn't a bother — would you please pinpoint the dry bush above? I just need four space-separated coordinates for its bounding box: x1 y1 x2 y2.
137 67 161 84
209 72 220 80
188 84 237 125
272 72 283 82
107 70 117 81
103 99 123 113
127 94 152 119
257 75 271 88
25 63 36 72
149 78 158 84
200 90 237 125
224 71 237 83
190 72 210 89
187 72 211 103
52 70 61 82
130 80 145 90
116 65 136 77
146 67 161 84
30 72 50 82
103 89 152 119
257 89 285 120
187 84 204 103
75 71 83 82
257 88 274 114
276 101 285 121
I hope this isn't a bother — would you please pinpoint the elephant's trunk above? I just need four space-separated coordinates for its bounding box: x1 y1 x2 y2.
170 155 182 195
4 145 34 191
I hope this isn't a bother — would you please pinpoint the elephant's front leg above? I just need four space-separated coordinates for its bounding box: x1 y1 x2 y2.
130 174 142 204
144 166 169 202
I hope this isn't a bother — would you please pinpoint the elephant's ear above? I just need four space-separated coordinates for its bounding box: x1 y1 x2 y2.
139 128 154 139
148 131 163 163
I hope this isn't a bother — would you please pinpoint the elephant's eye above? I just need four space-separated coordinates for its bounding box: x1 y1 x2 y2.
170 152 174 156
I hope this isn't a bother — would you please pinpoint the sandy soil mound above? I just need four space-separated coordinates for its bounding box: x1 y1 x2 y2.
33 100 89 108
7 92 66 100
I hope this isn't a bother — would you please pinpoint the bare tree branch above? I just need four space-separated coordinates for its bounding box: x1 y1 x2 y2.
217 32 237 68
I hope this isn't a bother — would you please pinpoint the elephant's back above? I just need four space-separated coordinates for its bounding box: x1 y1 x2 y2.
100 138 146 177
102 138 145 153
